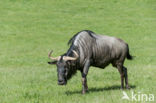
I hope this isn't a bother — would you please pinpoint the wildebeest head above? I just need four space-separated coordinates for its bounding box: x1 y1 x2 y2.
48 50 78 85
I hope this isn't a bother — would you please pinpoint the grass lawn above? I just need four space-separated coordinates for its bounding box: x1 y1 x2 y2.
0 0 156 103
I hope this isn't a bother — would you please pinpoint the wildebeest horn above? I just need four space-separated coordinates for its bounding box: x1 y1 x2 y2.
63 50 79 61
48 50 60 61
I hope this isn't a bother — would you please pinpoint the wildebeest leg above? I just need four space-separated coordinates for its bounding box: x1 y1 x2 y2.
123 66 130 89
81 74 88 94
81 60 90 94
117 64 124 89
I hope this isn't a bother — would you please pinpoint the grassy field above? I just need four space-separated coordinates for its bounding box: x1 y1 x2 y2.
0 0 156 103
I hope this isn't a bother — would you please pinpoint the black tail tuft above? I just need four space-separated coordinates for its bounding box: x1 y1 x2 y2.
127 52 133 60
126 45 133 60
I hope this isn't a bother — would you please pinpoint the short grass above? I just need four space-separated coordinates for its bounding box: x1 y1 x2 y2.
0 0 156 103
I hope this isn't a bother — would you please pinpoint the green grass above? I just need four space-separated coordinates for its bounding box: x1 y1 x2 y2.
0 0 156 103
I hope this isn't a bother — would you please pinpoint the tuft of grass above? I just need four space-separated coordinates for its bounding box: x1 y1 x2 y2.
0 0 156 103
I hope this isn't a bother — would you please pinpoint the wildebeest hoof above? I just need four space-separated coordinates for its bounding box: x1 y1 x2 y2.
85 86 89 91
126 86 130 89
82 90 86 94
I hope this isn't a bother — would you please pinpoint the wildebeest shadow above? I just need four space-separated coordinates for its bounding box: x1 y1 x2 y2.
65 85 136 95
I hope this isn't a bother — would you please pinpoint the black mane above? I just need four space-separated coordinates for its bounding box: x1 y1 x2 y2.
67 30 95 45
66 30 95 56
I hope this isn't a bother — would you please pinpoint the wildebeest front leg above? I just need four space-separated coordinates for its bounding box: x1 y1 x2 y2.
81 75 88 94
81 60 90 94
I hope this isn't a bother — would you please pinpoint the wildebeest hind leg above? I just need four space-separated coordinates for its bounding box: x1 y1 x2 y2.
123 66 130 89
117 64 124 89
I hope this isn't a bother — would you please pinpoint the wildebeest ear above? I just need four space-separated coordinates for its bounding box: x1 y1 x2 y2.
48 61 57 65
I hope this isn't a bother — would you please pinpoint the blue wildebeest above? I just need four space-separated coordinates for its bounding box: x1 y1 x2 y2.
48 30 133 94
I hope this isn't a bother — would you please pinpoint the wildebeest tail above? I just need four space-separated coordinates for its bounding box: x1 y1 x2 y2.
126 45 133 60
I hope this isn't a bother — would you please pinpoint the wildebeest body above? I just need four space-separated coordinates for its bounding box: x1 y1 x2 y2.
67 30 130 69
48 30 133 94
